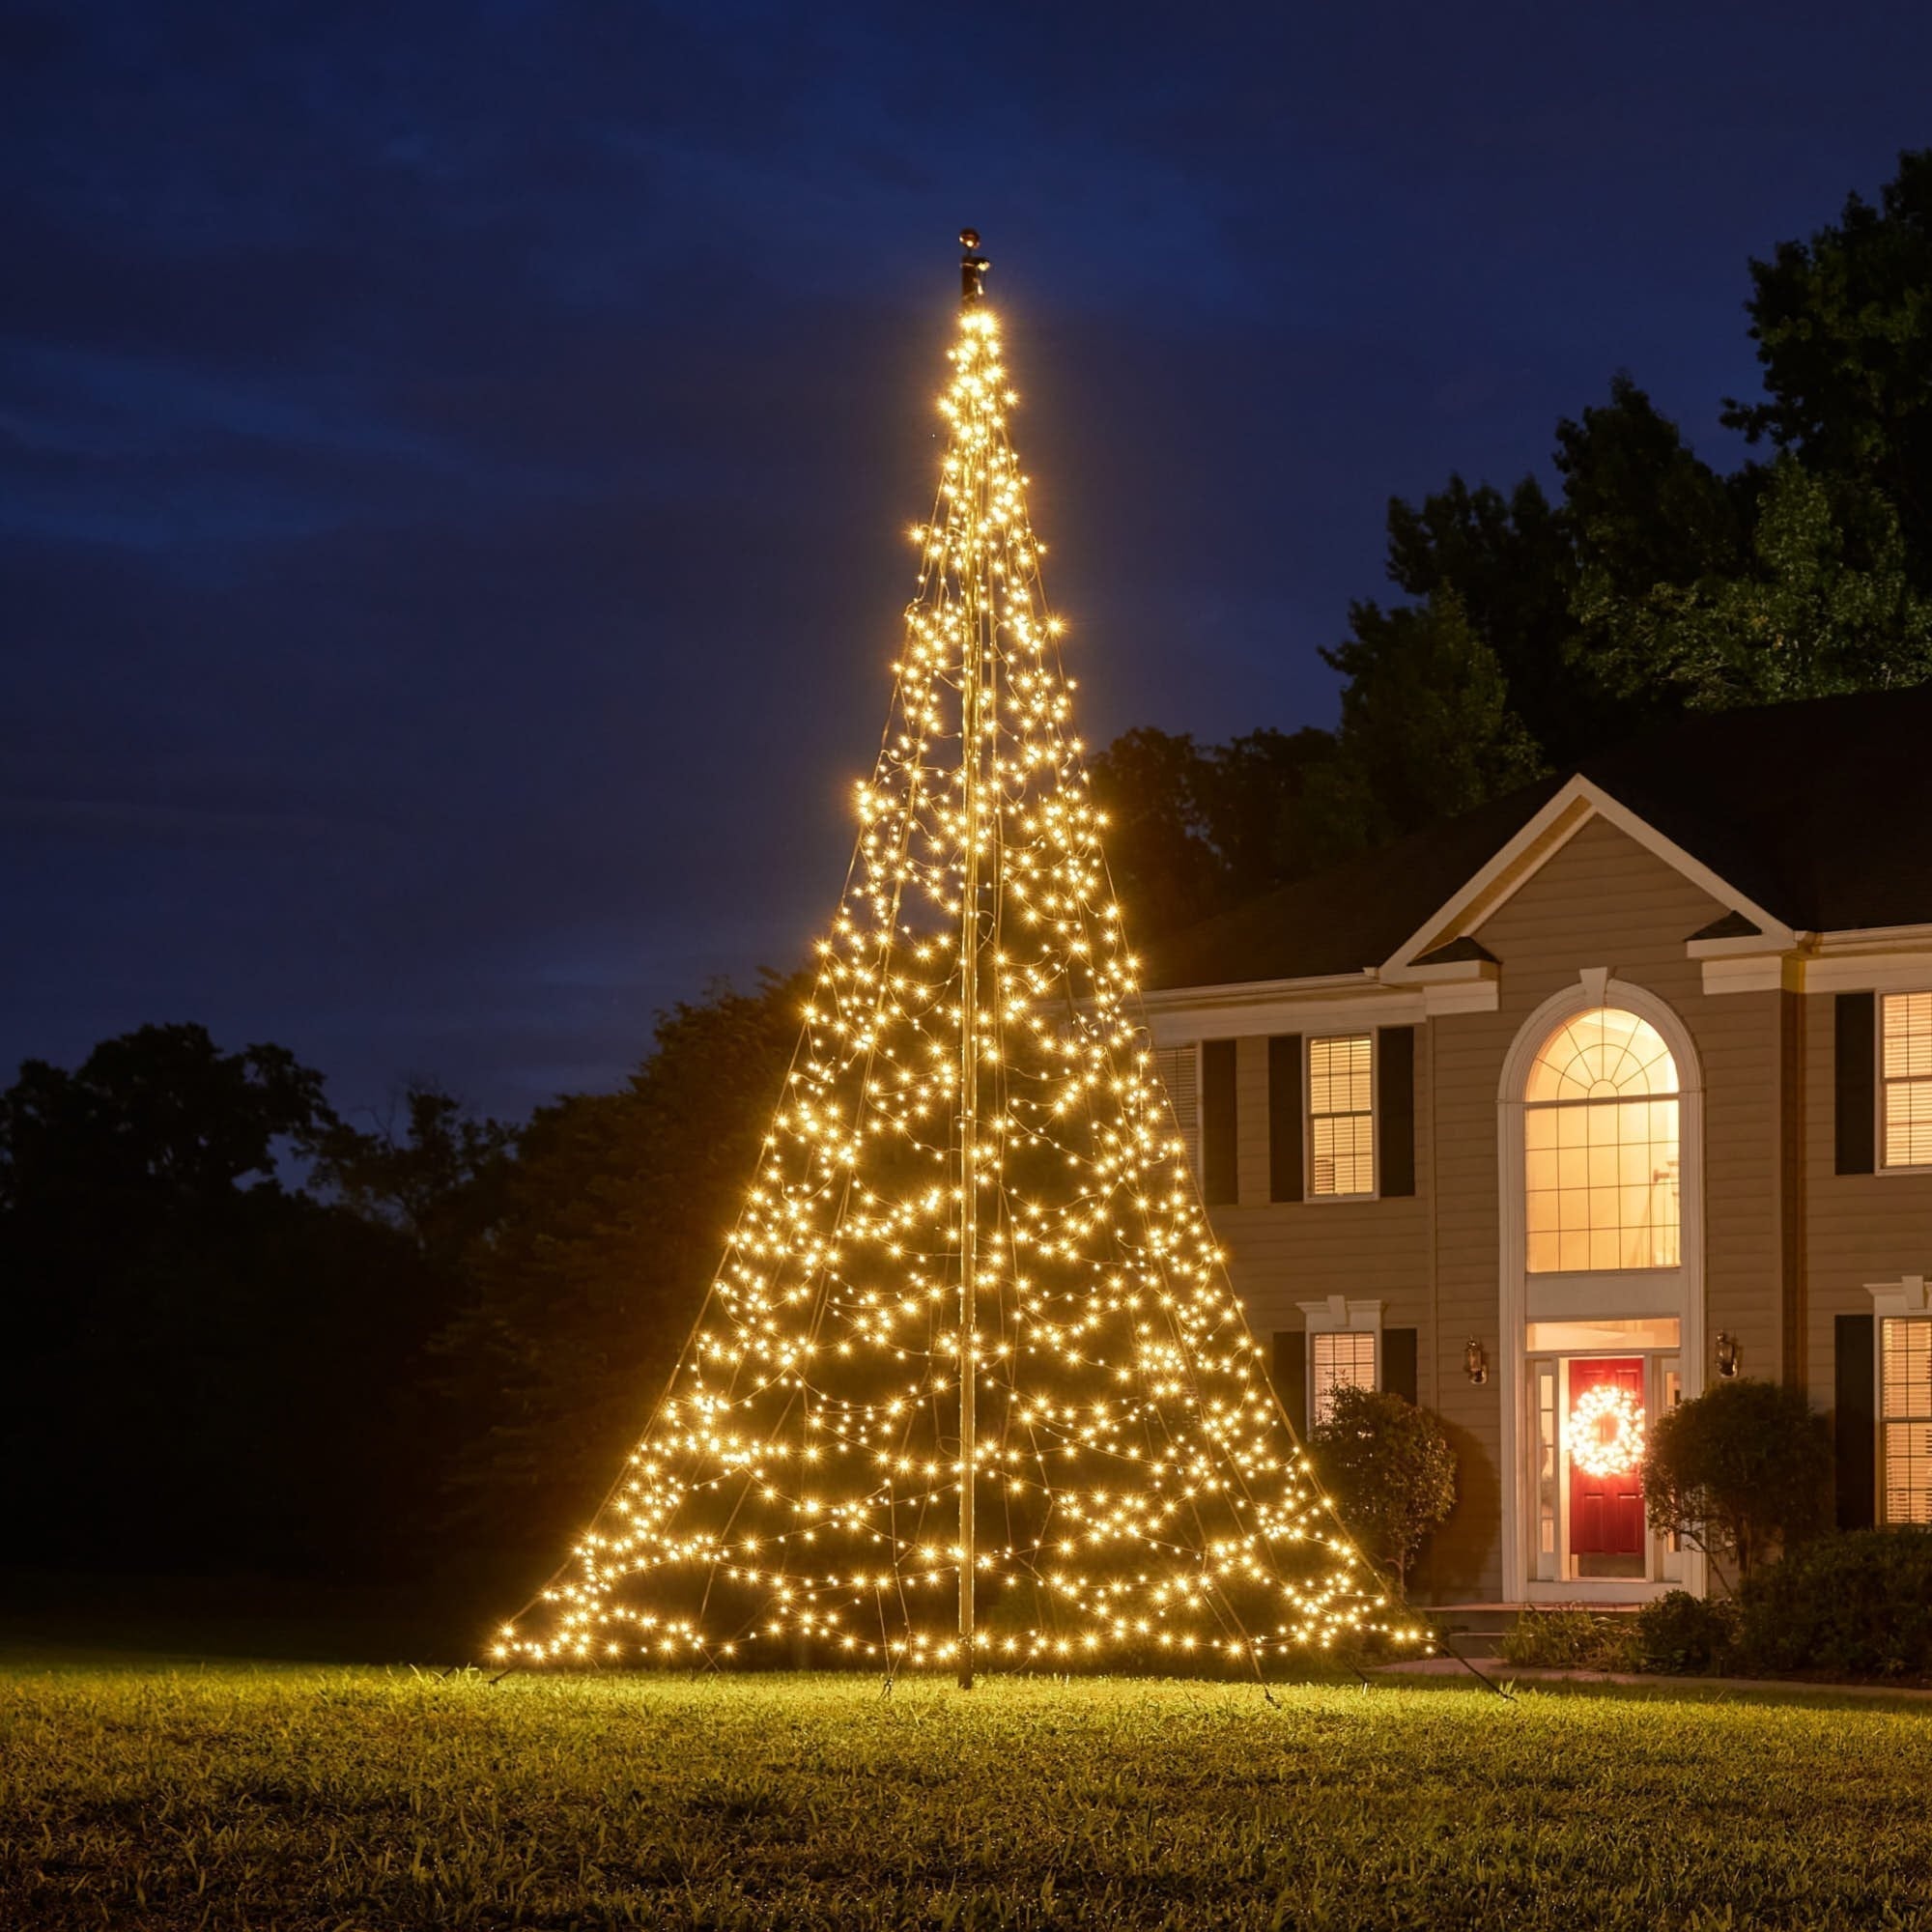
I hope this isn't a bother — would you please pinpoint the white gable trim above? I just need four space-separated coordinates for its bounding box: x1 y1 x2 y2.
1377 775 1798 977
1696 926 1932 997
1496 974 1708 1605
1867 1274 1931 1318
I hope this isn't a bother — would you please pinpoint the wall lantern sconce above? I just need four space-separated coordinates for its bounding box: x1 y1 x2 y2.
1463 1338 1489 1386
1716 1331 1742 1379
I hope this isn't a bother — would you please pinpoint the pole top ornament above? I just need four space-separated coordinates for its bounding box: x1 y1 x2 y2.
960 229 989 307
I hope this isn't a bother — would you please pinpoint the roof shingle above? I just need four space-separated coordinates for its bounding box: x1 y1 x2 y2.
1143 682 1932 991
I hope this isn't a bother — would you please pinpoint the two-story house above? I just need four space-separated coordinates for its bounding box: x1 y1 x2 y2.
1140 683 1932 1606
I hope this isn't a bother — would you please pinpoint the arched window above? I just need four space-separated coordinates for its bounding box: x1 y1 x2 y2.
1524 1008 1680 1272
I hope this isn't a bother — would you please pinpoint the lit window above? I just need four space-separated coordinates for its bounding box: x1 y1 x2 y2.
1308 1034 1374 1197
1310 1329 1377 1427
1524 1007 1680 1272
1882 1316 1932 1524
1153 1043 1200 1176
1881 993 1932 1169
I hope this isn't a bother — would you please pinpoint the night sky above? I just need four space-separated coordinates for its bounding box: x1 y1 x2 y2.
8 3 1932 1121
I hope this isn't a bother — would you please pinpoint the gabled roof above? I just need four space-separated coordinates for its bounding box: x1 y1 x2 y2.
1687 911 1762 943
1144 681 1932 993
1412 934 1500 966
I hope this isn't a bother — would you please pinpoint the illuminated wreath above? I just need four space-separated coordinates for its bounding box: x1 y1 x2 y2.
1567 1384 1646 1479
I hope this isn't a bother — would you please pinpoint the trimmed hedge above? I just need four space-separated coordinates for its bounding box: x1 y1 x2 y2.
1733 1527 1932 1678
1502 1535 1932 1680
1631 1590 1737 1675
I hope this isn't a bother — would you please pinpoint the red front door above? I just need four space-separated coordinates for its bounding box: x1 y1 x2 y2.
1568 1356 1646 1576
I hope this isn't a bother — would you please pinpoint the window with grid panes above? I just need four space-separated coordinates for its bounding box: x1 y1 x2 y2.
1881 993 1932 1169
1308 1034 1374 1196
1152 1043 1200 1177
1882 1316 1932 1523
1524 1007 1680 1272
1310 1329 1377 1427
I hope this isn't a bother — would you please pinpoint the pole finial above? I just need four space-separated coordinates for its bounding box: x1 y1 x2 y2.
960 229 989 308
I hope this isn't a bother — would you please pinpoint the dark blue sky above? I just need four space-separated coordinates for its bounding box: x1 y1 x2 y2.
7 1 1932 1119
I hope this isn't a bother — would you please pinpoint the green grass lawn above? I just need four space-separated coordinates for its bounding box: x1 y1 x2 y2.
5 1662 1930 1930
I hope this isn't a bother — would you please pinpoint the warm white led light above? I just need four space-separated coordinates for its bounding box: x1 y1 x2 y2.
498 292 1410 1674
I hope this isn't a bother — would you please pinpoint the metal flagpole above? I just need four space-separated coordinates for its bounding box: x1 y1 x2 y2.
955 227 990 1690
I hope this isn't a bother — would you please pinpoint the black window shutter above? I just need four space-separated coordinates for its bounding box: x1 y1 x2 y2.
1274 1330 1308 1437
1378 1026 1416 1198
1202 1038 1238 1206
1384 1326 1418 1405
1834 1313 1876 1530
1267 1035 1303 1202
1834 991 1876 1175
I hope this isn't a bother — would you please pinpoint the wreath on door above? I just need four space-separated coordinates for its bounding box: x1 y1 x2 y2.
1568 1384 1646 1479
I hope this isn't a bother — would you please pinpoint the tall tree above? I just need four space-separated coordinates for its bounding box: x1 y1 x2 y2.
1575 454 1932 710
0 1025 447 1576
1194 726 1336 900
310 1084 514 1274
1086 724 1336 939
0 1022 331 1217
1724 149 1932 579
434 977 804 1565
1083 727 1225 939
1557 375 1753 725
1383 473 1580 759
1313 588 1546 856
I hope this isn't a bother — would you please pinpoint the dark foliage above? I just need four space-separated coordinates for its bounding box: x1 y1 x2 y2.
1733 1528 1932 1679
1631 1589 1738 1676
1102 154 1932 947
1723 149 1932 580
1314 587 1545 859
1641 1378 1833 1586
1498 1606 1637 1670
433 975 805 1571
1308 1386 1457 1592
1085 725 1334 939
309 1086 515 1274
0 987 807 1605
0 1025 449 1577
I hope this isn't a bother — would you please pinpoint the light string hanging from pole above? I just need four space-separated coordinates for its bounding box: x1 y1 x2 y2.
493 232 1426 1676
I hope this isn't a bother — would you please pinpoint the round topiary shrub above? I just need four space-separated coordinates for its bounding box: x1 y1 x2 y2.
1631 1589 1737 1675
1733 1527 1932 1678
1308 1385 1456 1595
1640 1378 1833 1585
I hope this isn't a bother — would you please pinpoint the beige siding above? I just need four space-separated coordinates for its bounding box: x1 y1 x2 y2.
1195 812 1821 1601
1209 814 1790 1601
1212 1033 1434 1347
1439 815 1784 1596
1803 991 1932 1426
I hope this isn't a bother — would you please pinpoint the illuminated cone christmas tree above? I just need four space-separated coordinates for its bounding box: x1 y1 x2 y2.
497 236 1417 1682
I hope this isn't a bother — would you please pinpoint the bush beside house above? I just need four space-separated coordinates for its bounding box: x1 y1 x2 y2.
1640 1378 1833 1586
1631 1590 1738 1674
1731 1528 1932 1679
1504 1538 1932 1682
1308 1386 1456 1595
1499 1380 1929 1683
1501 1607 1639 1671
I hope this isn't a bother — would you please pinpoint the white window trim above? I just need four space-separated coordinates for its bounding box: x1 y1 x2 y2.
1496 974 1706 1605
1299 1295 1383 1427
1869 1274 1932 1526
1875 993 1932 1176
1521 1010 1685 1273
1152 1038 1204 1180
1304 1029 1379 1204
